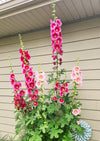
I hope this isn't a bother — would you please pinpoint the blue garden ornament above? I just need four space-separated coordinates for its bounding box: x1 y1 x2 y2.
72 121 92 141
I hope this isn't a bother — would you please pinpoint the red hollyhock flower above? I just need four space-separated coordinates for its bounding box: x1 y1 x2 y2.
31 94 37 101
63 82 68 87
10 73 15 79
59 98 64 103
26 76 32 83
52 32 58 40
14 83 20 90
28 70 34 76
28 88 33 94
55 26 61 33
29 82 35 89
19 90 25 96
60 86 65 92
33 101 38 107
53 43 61 53
24 65 30 70
56 19 62 26
52 96 57 101
11 79 15 85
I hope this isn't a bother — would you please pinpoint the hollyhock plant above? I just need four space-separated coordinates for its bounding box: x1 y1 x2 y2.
8 2 92 140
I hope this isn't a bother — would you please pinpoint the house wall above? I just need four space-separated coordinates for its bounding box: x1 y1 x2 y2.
0 17 100 140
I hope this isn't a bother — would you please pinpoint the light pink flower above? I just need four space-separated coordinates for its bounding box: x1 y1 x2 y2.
77 121 80 125
71 72 77 80
75 77 82 85
72 109 80 116
52 96 57 101
74 66 80 72
36 81 41 88
59 98 64 103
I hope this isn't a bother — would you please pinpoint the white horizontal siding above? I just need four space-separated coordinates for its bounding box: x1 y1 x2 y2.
0 17 100 140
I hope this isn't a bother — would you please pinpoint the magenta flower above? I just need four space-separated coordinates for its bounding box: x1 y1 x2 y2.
53 43 61 53
72 109 80 116
56 19 62 26
28 88 33 94
33 101 38 107
52 55 57 60
59 49 63 56
51 32 58 40
53 62 56 65
50 20 57 29
60 92 64 97
11 79 15 85
60 86 65 92
26 76 32 83
55 26 61 33
63 82 68 88
65 88 69 93
59 58 62 65
14 83 20 91
31 94 38 101
10 73 15 79
56 37 63 44
24 65 30 70
59 98 64 103
52 96 57 101
34 89 38 95
29 82 35 89
19 90 25 96
28 70 34 77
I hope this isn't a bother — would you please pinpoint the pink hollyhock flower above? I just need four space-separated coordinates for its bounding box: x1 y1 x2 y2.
56 19 62 26
52 55 57 60
28 88 33 94
19 90 25 96
72 109 80 116
31 94 38 101
55 82 60 88
52 96 57 101
59 58 62 65
33 101 38 107
24 65 30 70
63 82 68 88
59 49 63 55
37 72 46 82
75 77 82 85
51 29 55 35
36 81 41 88
26 76 32 83
28 70 34 76
11 79 15 85
77 121 81 125
53 62 56 65
74 66 80 72
60 92 64 97
60 86 65 92
65 88 69 93
51 32 58 40
59 98 64 103
34 89 38 95
71 72 77 80
10 73 15 79
55 26 61 33
53 43 61 53
16 94 20 99
50 20 56 29
19 48 23 55
14 83 20 91
55 87 58 91
23 69 26 74
59 32 62 37
56 37 63 44
29 82 35 89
